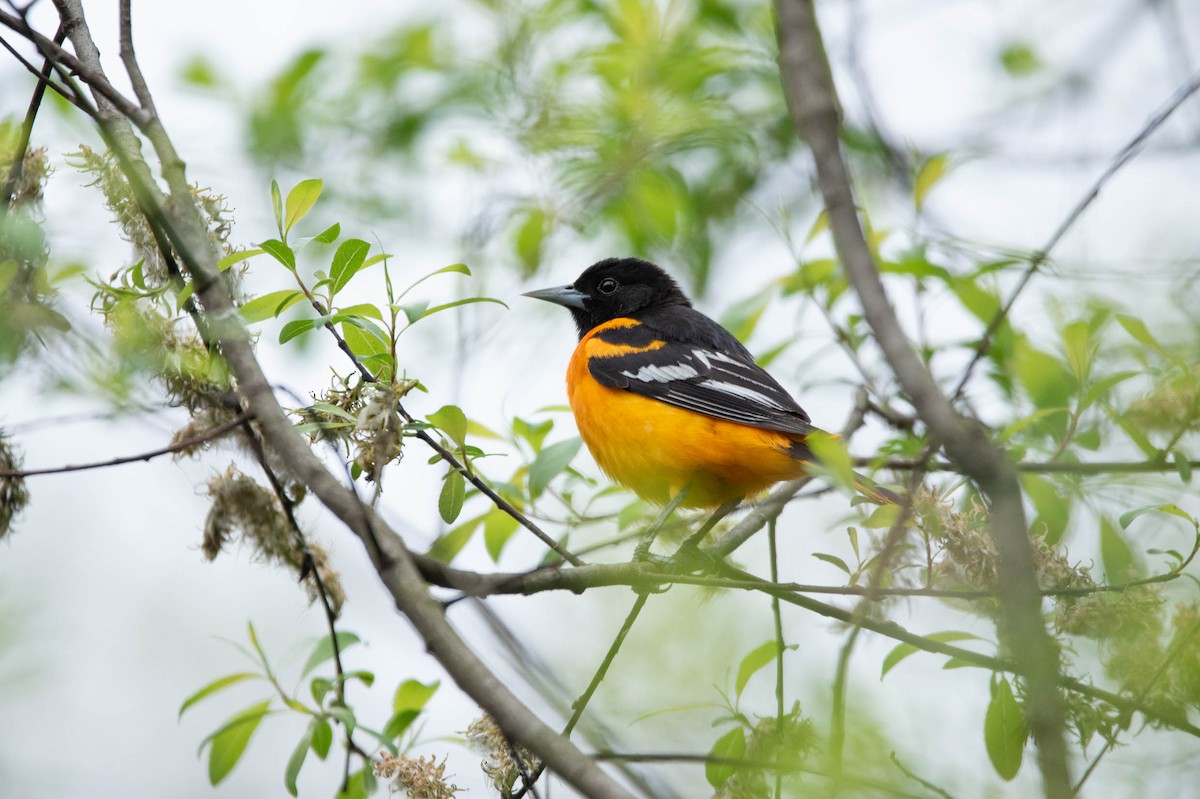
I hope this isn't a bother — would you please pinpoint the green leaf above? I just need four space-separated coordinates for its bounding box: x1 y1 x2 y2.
1012 339 1074 410
335 302 384 321
174 281 196 309
279 318 317 344
1174 449 1193 484
383 710 421 742
914 153 949 211
949 275 1001 323
329 238 370 297
204 700 272 785
239 290 306 323
483 507 519 562
428 405 468 448
528 437 582 499
284 179 323 236
718 290 769 344
881 632 983 678
735 641 782 697
1063 320 1092 383
310 677 332 705
179 672 260 718
1119 503 1196 530
514 417 553 450
984 678 1027 781
804 209 829 243
1020 473 1070 546
394 678 440 714
1116 314 1172 360
271 179 283 237
439 470 466 523
1080 370 1139 411
337 766 376 799
260 238 297 271
805 432 856 493
861 504 901 529
284 727 311 796
301 631 362 678
515 206 547 273
999 42 1042 77
328 706 356 735
219 248 263 271
705 727 745 789
340 319 390 364
419 296 509 319
399 301 429 325
312 222 340 244
1100 516 1139 582
311 718 333 759
427 514 484 563
812 552 851 575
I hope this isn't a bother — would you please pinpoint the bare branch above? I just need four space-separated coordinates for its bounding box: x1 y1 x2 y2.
860 456 1200 475
117 0 155 112
772 1 1073 795
431 557 1200 738
1 23 64 211
0 413 249 477
0 8 148 125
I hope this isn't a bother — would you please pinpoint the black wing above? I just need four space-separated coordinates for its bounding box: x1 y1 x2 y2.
587 315 813 436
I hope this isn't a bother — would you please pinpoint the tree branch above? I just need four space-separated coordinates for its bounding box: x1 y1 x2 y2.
42 3 632 795
772 1 1073 795
0 412 249 477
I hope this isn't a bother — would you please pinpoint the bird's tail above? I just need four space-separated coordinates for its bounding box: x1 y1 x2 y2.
852 471 903 506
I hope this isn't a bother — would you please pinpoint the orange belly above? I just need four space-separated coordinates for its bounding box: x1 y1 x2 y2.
566 323 807 509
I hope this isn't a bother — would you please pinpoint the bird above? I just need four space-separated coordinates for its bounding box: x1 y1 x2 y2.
523 257 900 520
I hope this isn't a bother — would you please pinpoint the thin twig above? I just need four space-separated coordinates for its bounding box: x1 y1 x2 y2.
510 592 651 799
0 413 249 477
116 0 155 112
951 67 1200 402
859 456 1200 475
241 422 360 792
1070 614 1200 796
768 518 785 799
396 404 585 566
0 8 148 124
0 23 63 212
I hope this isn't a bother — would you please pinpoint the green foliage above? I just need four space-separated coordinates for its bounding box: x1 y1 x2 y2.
226 0 799 292
182 622 439 791
984 677 1028 781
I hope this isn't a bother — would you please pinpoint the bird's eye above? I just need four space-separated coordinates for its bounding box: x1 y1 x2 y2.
597 277 619 295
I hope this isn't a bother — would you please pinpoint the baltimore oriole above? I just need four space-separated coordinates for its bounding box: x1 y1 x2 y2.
524 257 899 511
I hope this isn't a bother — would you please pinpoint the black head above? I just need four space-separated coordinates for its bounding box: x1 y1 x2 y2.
523 257 692 338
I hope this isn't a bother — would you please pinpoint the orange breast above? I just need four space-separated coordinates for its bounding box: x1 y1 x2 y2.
566 319 807 509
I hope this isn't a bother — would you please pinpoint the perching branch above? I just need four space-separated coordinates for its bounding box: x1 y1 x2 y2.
772 1 1073 796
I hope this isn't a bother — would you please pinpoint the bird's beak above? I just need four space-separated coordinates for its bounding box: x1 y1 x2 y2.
522 284 587 310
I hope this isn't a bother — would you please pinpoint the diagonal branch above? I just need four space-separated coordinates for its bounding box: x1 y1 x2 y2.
772 1 1073 796
951 67 1200 402
41 2 632 795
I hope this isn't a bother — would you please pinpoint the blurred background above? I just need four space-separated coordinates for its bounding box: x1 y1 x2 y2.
1 0 1199 796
